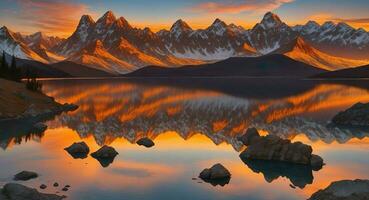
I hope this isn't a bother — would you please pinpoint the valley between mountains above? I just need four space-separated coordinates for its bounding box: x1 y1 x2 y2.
1 11 369 77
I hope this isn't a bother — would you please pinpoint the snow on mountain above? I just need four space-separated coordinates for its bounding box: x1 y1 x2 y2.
274 37 368 71
248 12 297 55
1 10 369 74
160 18 256 60
296 21 369 59
0 26 48 63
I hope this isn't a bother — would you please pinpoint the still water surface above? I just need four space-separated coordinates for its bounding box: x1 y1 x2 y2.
1 78 369 200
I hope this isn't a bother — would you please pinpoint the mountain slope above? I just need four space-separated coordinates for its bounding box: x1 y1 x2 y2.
294 21 369 60
273 37 368 71
126 54 326 77
313 64 369 78
0 26 48 63
68 40 135 74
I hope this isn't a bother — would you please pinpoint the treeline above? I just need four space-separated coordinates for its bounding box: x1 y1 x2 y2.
0 51 22 82
1 51 42 92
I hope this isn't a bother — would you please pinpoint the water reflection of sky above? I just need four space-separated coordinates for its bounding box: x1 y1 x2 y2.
1 78 369 200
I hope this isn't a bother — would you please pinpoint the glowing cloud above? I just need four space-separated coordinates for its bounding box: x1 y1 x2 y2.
15 0 94 37
190 0 294 14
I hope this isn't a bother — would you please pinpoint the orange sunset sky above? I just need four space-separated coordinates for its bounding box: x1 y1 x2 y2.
0 0 368 38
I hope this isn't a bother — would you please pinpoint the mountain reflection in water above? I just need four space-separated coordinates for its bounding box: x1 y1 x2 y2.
1 78 369 200
36 78 369 149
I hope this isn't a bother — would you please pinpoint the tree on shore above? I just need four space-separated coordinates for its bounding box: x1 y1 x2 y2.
0 51 22 82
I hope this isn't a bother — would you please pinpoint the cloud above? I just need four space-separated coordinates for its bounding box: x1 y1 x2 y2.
189 0 294 14
331 17 369 24
15 0 94 37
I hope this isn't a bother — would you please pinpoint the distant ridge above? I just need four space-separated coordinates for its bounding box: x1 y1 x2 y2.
313 64 369 78
125 54 327 77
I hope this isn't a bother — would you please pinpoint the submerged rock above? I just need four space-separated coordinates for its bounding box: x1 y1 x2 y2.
136 138 155 148
64 142 90 159
13 171 38 181
332 102 369 126
199 164 231 186
0 183 65 200
308 179 369 200
91 145 118 167
239 128 324 169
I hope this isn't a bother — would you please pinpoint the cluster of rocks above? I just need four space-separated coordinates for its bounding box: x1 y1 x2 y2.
21 103 79 120
136 137 155 148
64 142 118 167
308 179 369 200
198 163 231 186
0 183 65 200
38 183 69 192
332 102 369 126
238 128 324 170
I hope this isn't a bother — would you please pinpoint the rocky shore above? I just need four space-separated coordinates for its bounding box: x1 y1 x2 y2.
308 179 369 200
0 78 78 124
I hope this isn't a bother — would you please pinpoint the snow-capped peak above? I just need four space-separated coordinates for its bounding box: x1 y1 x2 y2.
207 18 228 36
96 10 116 28
301 21 320 34
336 22 354 32
0 26 12 38
170 19 192 38
260 12 283 29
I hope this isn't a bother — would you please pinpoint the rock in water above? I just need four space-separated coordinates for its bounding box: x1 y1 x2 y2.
39 184 47 189
0 183 65 200
64 142 90 159
239 128 324 169
136 138 155 148
308 179 369 200
332 102 369 126
13 171 38 181
238 127 260 146
199 164 231 186
310 154 324 171
91 145 118 167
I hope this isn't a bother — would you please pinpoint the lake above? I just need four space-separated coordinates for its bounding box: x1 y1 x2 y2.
1 78 369 200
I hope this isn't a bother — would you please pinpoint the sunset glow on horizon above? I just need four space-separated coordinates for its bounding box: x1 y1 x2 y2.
1 0 369 38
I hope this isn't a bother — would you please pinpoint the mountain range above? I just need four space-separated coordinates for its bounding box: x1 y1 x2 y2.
1 11 369 76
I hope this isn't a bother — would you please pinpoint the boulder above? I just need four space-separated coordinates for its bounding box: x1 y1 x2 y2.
332 102 369 126
239 130 323 169
308 179 369 200
238 127 261 146
13 171 38 181
199 164 231 186
136 138 155 148
310 154 324 171
0 183 65 200
91 145 118 167
64 142 90 159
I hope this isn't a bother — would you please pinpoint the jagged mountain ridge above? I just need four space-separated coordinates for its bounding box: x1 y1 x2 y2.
1 11 369 74
273 37 368 71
